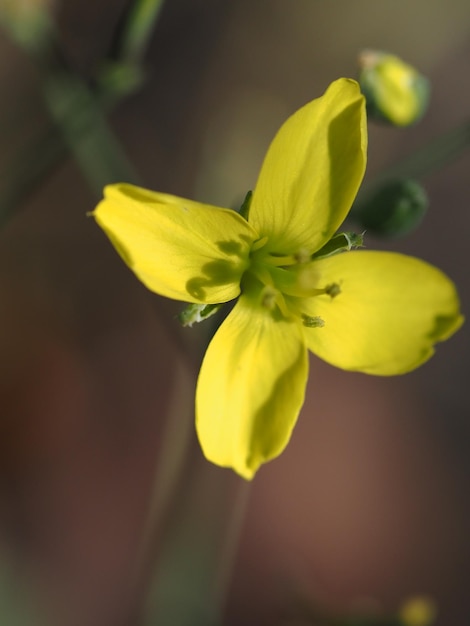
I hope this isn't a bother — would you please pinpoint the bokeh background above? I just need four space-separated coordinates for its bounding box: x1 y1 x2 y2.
0 1 469 625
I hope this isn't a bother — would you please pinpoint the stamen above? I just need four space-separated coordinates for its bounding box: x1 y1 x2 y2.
275 292 290 318
325 282 341 298
250 264 274 287
260 286 290 318
251 236 269 252
266 254 298 267
263 249 312 268
294 248 311 264
302 314 325 328
261 286 277 310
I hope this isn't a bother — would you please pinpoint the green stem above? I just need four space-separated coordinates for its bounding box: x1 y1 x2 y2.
0 78 138 224
1 15 139 195
211 478 251 613
349 119 470 234
112 0 167 66
143 463 251 626
42 72 139 192
381 119 470 181
353 118 470 213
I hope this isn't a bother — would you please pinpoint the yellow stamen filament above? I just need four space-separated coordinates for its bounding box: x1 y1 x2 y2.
261 286 277 310
294 248 311 264
248 245 341 324
251 264 274 288
251 236 269 252
266 254 299 267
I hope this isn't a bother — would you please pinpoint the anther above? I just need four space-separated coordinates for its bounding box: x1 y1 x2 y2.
251 236 269 252
302 314 325 328
261 286 278 309
325 282 341 298
294 248 311 264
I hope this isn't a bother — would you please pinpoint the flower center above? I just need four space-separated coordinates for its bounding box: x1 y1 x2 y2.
244 239 340 324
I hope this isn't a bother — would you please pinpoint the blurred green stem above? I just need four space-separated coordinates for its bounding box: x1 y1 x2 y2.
42 72 139 192
112 0 167 65
352 118 470 212
384 119 470 181
144 464 251 626
0 0 170 211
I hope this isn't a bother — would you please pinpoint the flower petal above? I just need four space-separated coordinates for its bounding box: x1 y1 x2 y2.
94 183 258 304
249 78 367 254
196 296 308 479
302 251 463 375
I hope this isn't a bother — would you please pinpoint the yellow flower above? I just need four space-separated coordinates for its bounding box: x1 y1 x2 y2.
93 79 462 479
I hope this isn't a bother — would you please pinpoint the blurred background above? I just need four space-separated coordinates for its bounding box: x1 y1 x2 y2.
0 1 469 625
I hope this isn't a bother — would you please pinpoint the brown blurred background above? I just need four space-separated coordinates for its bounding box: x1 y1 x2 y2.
0 1 469 625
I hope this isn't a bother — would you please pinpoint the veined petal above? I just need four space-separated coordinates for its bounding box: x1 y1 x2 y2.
94 183 258 304
302 251 463 375
249 79 367 254
196 296 308 479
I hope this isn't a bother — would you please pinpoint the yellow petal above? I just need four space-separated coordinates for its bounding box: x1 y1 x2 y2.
93 183 258 303
196 296 308 479
302 251 463 375
249 78 367 254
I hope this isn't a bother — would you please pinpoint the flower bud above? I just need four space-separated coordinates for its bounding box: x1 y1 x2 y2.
0 0 54 51
399 596 437 626
358 50 430 126
352 178 428 237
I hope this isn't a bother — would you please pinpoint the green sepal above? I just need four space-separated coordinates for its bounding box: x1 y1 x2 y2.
238 190 252 220
312 231 364 260
178 302 223 327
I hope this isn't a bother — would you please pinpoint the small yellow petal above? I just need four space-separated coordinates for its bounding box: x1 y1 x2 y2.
303 251 463 375
196 296 308 479
249 78 367 254
94 183 258 304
